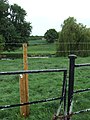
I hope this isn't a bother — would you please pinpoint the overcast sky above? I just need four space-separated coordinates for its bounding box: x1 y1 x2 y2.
8 0 90 36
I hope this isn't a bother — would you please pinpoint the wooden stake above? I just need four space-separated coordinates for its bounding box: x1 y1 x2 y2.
19 43 29 117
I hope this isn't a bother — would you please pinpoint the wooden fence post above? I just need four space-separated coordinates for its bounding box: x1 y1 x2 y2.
19 43 29 117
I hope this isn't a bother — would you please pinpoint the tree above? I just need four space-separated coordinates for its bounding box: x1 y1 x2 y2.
56 17 90 57
10 4 26 24
0 0 32 51
44 29 58 43
16 21 32 43
0 0 9 19
0 35 5 52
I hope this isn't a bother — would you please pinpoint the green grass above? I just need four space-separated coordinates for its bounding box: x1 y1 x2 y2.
0 55 90 119
27 39 56 55
28 43 56 55
2 39 57 56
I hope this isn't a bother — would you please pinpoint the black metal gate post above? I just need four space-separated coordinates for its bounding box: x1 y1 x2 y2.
67 55 77 120
63 71 67 116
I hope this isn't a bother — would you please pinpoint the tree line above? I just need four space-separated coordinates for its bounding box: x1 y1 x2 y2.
0 1 90 57
0 0 32 51
44 17 90 56
56 17 90 56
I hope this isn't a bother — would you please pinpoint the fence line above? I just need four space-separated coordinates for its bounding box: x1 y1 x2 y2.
0 69 67 75
74 88 90 94
75 63 90 67
0 54 90 119
53 55 90 120
0 68 67 118
66 55 90 120
0 96 63 110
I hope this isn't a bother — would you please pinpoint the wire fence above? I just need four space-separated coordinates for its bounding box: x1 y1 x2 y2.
0 42 90 59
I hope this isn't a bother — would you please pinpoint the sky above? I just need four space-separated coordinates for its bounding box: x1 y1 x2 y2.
8 0 90 36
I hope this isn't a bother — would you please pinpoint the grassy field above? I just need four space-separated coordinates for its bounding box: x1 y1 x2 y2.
0 56 90 120
2 39 57 57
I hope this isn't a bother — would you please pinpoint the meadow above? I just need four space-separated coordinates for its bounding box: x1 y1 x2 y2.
0 39 90 120
1 39 56 58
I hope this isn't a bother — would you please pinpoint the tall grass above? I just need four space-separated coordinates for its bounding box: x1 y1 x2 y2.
0 56 90 119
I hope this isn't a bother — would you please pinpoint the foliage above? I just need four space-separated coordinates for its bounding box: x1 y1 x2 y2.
0 0 32 51
56 17 90 57
0 34 5 52
29 35 44 40
44 29 58 43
